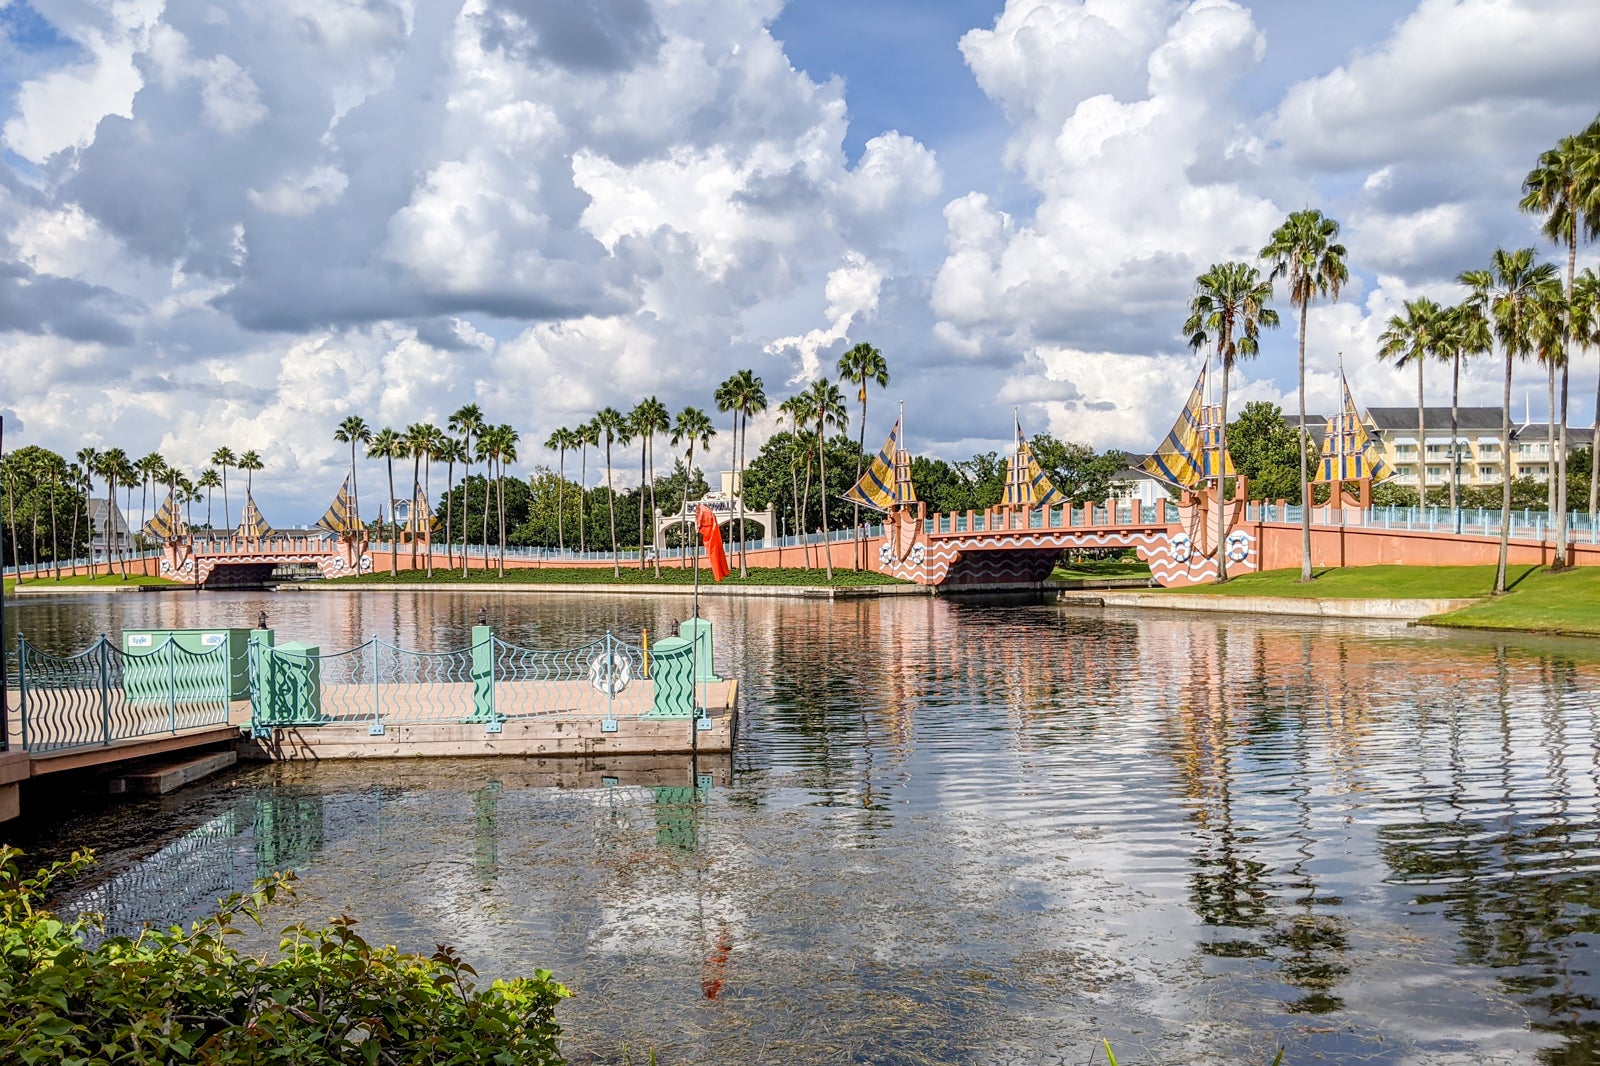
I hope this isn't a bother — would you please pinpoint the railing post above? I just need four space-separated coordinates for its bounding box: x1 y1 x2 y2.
99 635 111 746
17 633 28 752
605 631 615 723
166 638 177 733
370 638 383 735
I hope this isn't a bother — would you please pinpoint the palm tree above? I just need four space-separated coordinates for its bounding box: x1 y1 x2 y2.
95 449 127 577
631 398 672 575
238 450 263 503
448 404 485 574
1460 247 1562 594
367 428 404 577
136 452 165 548
1530 288 1569 516
778 394 814 568
1574 269 1600 516
837 341 890 569
575 419 600 556
544 428 573 554
1520 116 1600 563
592 407 629 577
196 468 222 536
493 425 518 576
75 446 99 571
804 377 848 581
333 415 371 539
1261 209 1348 582
670 407 715 569
403 423 433 571
1377 298 1445 510
715 370 768 576
209 446 236 534
1182 261 1280 583
1435 303 1492 512
438 436 466 568
64 462 88 578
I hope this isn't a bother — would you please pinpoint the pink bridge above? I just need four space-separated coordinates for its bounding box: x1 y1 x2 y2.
160 536 371 584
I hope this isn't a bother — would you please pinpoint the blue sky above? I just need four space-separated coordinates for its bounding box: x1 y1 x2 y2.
1 0 1598 520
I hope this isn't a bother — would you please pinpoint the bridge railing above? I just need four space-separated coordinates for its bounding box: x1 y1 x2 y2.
1249 503 1600 543
12 635 232 755
248 630 664 735
4 550 162 578
371 522 887 565
923 500 1180 535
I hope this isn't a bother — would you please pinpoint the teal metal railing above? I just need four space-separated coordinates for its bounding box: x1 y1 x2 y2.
14 635 231 754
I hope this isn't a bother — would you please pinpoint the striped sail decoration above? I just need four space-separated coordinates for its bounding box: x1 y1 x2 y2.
1138 366 1236 489
409 493 438 533
1002 416 1063 508
141 490 188 540
842 416 918 511
1316 375 1395 484
316 475 362 536
236 493 273 540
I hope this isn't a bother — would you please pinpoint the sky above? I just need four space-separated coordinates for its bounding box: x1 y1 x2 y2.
1 0 1598 523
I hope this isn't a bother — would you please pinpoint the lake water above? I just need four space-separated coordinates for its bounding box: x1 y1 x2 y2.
6 587 1600 1065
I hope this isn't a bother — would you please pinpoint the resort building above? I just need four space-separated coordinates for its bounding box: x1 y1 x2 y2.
86 497 131 560
1359 407 1594 491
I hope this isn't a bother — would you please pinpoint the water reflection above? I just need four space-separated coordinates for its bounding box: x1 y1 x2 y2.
9 590 1600 1062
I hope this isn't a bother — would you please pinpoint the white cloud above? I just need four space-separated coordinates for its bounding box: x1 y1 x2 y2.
765 251 886 384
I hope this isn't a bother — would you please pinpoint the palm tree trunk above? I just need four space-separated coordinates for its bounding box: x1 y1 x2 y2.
638 437 648 571
386 458 398 578
409 453 421 572
349 441 360 552
1557 239 1577 566
799 449 814 570
606 440 619 578
854 393 867 570
579 447 587 556
221 469 230 541
460 446 471 577
1591 348 1600 519
649 437 660 578
482 464 492 574
49 467 59 580
1547 359 1557 515
818 414 833 582
681 443 693 569
1296 305 1313 580
1449 353 1461 512
1217 360 1231 584
1417 358 1427 511
445 459 455 568
497 458 506 578
1496 348 1513 593
556 448 566 554
123 483 134 578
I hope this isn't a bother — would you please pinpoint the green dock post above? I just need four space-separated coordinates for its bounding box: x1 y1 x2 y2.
470 625 496 725
646 636 695 718
676 619 721 682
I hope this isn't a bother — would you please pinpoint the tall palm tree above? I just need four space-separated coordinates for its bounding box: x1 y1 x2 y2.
804 377 848 581
333 416 371 539
439 436 466 568
1574 269 1600 516
1435 303 1492 512
575 419 600 556
1377 297 1445 510
1520 116 1600 563
544 427 573 555
136 452 165 548
670 407 715 569
778 394 814 568
592 407 629 577
837 341 890 569
1261 209 1348 582
210 446 236 534
1460 247 1562 593
449 404 485 575
196 468 222 536
367 428 404 577
631 398 672 574
75 446 99 571
65 462 88 578
403 423 433 571
95 449 126 577
715 370 768 577
1530 288 1569 516
238 450 263 501
1182 261 1280 583
493 425 518 576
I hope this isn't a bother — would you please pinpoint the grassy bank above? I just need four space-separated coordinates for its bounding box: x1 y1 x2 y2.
4 573 180 593
332 564 907 588
1150 563 1600 637
1049 558 1152 582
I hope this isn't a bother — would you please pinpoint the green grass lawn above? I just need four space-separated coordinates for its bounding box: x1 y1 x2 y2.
1157 564 1525 600
1049 558 1153 582
330 565 907 588
4 573 181 592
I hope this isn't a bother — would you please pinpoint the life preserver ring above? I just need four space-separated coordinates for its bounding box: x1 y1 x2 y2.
879 541 893 565
1225 532 1250 563
589 652 633 695
910 544 925 566
1170 532 1192 563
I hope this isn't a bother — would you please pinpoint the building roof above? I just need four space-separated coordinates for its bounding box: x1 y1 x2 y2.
86 497 130 536
1364 406 1508 432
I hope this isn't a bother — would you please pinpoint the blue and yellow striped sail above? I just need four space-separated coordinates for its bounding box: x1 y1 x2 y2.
1003 419 1064 508
1139 367 1235 489
236 494 272 540
316 475 362 536
141 491 187 540
409 493 438 533
1317 376 1394 484
843 417 918 511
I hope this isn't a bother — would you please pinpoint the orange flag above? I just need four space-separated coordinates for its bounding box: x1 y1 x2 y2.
696 505 730 582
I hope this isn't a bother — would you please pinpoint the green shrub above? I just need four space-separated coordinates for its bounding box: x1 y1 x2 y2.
0 846 569 1065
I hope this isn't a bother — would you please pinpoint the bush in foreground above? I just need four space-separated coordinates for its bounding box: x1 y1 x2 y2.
0 847 569 1065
